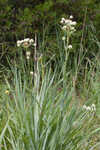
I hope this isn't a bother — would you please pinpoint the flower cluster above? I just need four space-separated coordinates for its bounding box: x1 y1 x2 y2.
60 16 77 34
60 16 77 50
17 38 35 48
83 104 96 113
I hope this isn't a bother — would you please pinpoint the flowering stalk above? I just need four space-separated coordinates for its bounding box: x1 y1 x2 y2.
34 33 40 96
17 36 39 141
17 38 35 73
63 36 69 87
60 16 77 87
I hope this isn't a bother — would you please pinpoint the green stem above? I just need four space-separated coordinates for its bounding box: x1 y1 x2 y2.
34 33 40 142
63 36 69 88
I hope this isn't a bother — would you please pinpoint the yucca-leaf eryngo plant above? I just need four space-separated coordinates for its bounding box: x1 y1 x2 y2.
0 65 97 150
0 20 98 149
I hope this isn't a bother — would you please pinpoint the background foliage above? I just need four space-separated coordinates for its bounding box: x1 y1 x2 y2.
0 0 100 73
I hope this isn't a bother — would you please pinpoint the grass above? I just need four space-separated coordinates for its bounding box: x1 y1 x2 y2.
0 24 100 149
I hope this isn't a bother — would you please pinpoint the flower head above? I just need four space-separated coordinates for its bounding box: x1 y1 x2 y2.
60 16 77 34
26 51 31 59
68 45 72 49
60 18 66 24
26 51 31 56
30 71 34 75
17 38 34 48
62 36 66 41
83 104 96 114
70 15 73 19
26 56 30 60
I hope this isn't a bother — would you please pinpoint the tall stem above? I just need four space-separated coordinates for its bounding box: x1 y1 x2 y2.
34 33 39 143
34 33 39 94
63 36 69 88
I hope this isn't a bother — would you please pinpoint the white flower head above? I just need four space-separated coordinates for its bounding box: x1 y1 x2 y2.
60 17 77 34
70 21 77 25
29 39 34 43
83 104 96 114
17 43 21 47
62 36 66 41
17 40 22 47
26 56 30 59
65 19 71 24
60 18 66 23
86 106 91 111
70 15 73 19
30 71 34 75
17 40 21 44
24 38 30 42
17 38 35 48
68 45 72 49
26 51 31 56
33 43 37 47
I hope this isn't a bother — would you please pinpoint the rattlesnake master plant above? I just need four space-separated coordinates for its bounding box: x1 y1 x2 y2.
0 15 99 149
0 67 97 150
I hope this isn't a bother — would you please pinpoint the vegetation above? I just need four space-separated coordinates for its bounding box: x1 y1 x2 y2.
0 0 100 65
0 0 100 149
